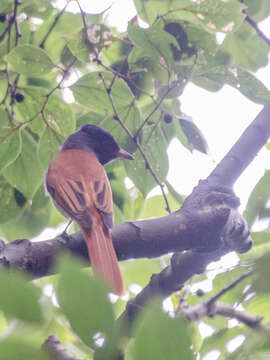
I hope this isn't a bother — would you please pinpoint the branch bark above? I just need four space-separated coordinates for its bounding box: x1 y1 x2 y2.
0 203 231 278
42 335 81 360
183 302 265 329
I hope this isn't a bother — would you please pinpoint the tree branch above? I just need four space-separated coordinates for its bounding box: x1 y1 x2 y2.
0 201 232 278
183 302 265 329
207 271 252 306
42 335 81 360
245 14 270 47
117 248 229 335
238 0 270 47
39 3 69 49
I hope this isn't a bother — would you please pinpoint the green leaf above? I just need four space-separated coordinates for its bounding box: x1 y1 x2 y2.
0 0 13 13
133 302 194 360
125 125 169 196
0 109 21 172
0 188 51 240
20 0 53 19
44 94 76 137
185 23 218 53
222 22 269 72
0 74 8 102
165 180 184 206
246 293 270 323
251 231 270 247
17 88 75 136
128 22 178 72
200 328 243 357
34 12 83 46
15 87 47 134
192 64 270 104
0 339 48 360
56 257 117 353
133 0 191 24
252 254 270 294
123 259 161 288
0 270 42 323
31 183 50 212
210 267 249 305
5 45 54 76
141 194 180 218
38 127 63 170
3 130 43 199
72 72 135 115
0 177 25 224
244 0 270 21
244 170 270 226
66 30 91 63
179 115 208 154
236 68 270 104
186 0 246 33
134 0 245 33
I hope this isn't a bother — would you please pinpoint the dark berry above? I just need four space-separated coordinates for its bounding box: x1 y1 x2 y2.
15 92 24 103
196 289 204 297
14 188 27 207
163 113 173 124
0 13 6 23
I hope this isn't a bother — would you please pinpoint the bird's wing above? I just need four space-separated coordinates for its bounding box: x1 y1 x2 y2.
46 159 113 229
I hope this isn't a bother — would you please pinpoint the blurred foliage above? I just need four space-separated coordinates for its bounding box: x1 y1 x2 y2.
0 0 269 359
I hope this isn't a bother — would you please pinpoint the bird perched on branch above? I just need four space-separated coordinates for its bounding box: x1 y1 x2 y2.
45 124 134 295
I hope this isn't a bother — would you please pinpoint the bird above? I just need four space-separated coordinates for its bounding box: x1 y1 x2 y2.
45 124 134 295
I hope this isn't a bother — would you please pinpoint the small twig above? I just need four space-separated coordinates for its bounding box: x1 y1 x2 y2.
214 303 263 328
23 58 76 139
13 0 21 46
7 0 21 51
238 0 270 47
179 271 265 329
39 2 69 49
134 84 176 140
244 13 270 47
42 335 81 360
99 72 172 213
75 0 87 35
183 302 264 329
207 271 253 306
109 51 130 90
0 25 9 42
0 0 22 122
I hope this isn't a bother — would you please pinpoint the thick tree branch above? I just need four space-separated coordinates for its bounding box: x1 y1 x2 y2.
0 201 232 278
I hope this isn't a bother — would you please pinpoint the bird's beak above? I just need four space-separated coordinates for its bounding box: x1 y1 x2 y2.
117 148 134 160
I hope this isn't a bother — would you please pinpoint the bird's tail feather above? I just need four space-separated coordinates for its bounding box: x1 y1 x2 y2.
81 225 124 295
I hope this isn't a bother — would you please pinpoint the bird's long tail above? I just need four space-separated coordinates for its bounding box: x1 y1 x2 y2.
81 224 124 295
